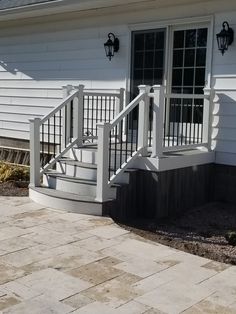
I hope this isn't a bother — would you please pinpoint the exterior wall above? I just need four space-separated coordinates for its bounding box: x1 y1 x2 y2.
0 0 236 166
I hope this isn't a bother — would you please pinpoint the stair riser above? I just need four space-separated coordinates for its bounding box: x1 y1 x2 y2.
29 188 103 216
71 149 128 166
57 163 97 180
43 175 117 199
44 175 96 197
71 149 97 164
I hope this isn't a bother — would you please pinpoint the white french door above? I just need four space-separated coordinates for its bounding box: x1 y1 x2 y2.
129 21 211 148
164 24 210 147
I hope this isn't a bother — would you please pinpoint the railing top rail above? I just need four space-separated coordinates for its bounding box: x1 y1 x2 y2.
40 89 79 125
165 93 209 100
83 91 121 97
109 92 145 130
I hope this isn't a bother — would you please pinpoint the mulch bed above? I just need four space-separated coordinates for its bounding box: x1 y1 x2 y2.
119 202 236 265
0 181 29 196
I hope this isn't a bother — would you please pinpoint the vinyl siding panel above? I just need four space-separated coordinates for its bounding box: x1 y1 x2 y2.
0 20 128 140
0 0 236 167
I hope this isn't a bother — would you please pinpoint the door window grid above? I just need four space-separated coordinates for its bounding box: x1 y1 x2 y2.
171 28 208 95
131 30 165 99
168 27 208 131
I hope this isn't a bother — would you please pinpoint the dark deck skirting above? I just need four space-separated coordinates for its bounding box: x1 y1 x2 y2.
109 163 235 222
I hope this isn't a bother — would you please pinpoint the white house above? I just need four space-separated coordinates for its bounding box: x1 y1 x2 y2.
0 0 235 220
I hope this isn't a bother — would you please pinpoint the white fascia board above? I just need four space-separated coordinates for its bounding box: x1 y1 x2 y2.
0 0 217 22
0 0 150 21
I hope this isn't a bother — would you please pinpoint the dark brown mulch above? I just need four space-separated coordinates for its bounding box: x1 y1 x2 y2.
119 202 236 265
0 181 29 196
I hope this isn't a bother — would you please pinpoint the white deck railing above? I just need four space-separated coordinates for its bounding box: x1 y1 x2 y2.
29 85 124 187
29 83 212 201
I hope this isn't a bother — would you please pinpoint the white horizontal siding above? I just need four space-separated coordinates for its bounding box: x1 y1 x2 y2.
212 12 236 165
0 18 128 139
0 0 235 168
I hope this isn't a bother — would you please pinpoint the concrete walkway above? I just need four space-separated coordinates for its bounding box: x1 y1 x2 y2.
0 197 235 314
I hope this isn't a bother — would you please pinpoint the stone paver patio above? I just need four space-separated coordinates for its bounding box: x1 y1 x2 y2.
0 197 235 313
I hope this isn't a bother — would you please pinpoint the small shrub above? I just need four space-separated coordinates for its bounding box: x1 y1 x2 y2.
225 231 236 246
0 162 29 182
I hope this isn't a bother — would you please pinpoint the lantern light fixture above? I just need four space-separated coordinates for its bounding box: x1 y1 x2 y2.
216 21 234 55
104 33 119 61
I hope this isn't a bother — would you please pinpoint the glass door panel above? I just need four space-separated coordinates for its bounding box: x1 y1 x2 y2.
165 26 208 147
130 29 166 143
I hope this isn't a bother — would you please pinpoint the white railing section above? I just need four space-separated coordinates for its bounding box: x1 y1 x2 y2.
95 85 212 201
29 82 212 201
96 85 151 202
29 84 124 187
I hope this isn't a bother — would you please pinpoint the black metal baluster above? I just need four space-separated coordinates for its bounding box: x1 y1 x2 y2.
100 96 103 122
200 100 203 143
185 100 188 145
120 119 123 168
82 96 85 139
136 110 139 151
163 99 167 147
193 99 196 144
114 125 118 175
42 123 45 167
108 96 111 122
59 109 62 153
180 99 184 145
91 96 94 142
104 96 107 122
172 100 176 147
96 96 99 137
130 111 134 156
176 99 180 146
189 99 193 145
53 114 56 158
87 96 89 138
47 119 50 164
109 130 112 180
125 115 129 162
168 100 171 147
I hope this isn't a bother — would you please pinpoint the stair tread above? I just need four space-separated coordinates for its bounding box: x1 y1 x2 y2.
30 186 106 203
59 158 97 169
45 172 97 185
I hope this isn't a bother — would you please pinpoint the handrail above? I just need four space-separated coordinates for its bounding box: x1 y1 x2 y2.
84 91 121 97
165 93 209 100
40 89 79 125
109 92 145 129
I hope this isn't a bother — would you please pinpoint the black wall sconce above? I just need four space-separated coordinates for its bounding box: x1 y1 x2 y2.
216 21 234 55
104 33 119 61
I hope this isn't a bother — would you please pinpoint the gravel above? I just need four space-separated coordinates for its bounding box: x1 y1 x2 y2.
119 202 236 265
0 181 29 196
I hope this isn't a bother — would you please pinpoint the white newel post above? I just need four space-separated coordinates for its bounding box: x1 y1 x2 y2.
96 122 110 202
74 84 85 146
138 85 151 156
152 85 165 157
29 118 41 187
203 88 212 151
62 85 73 149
